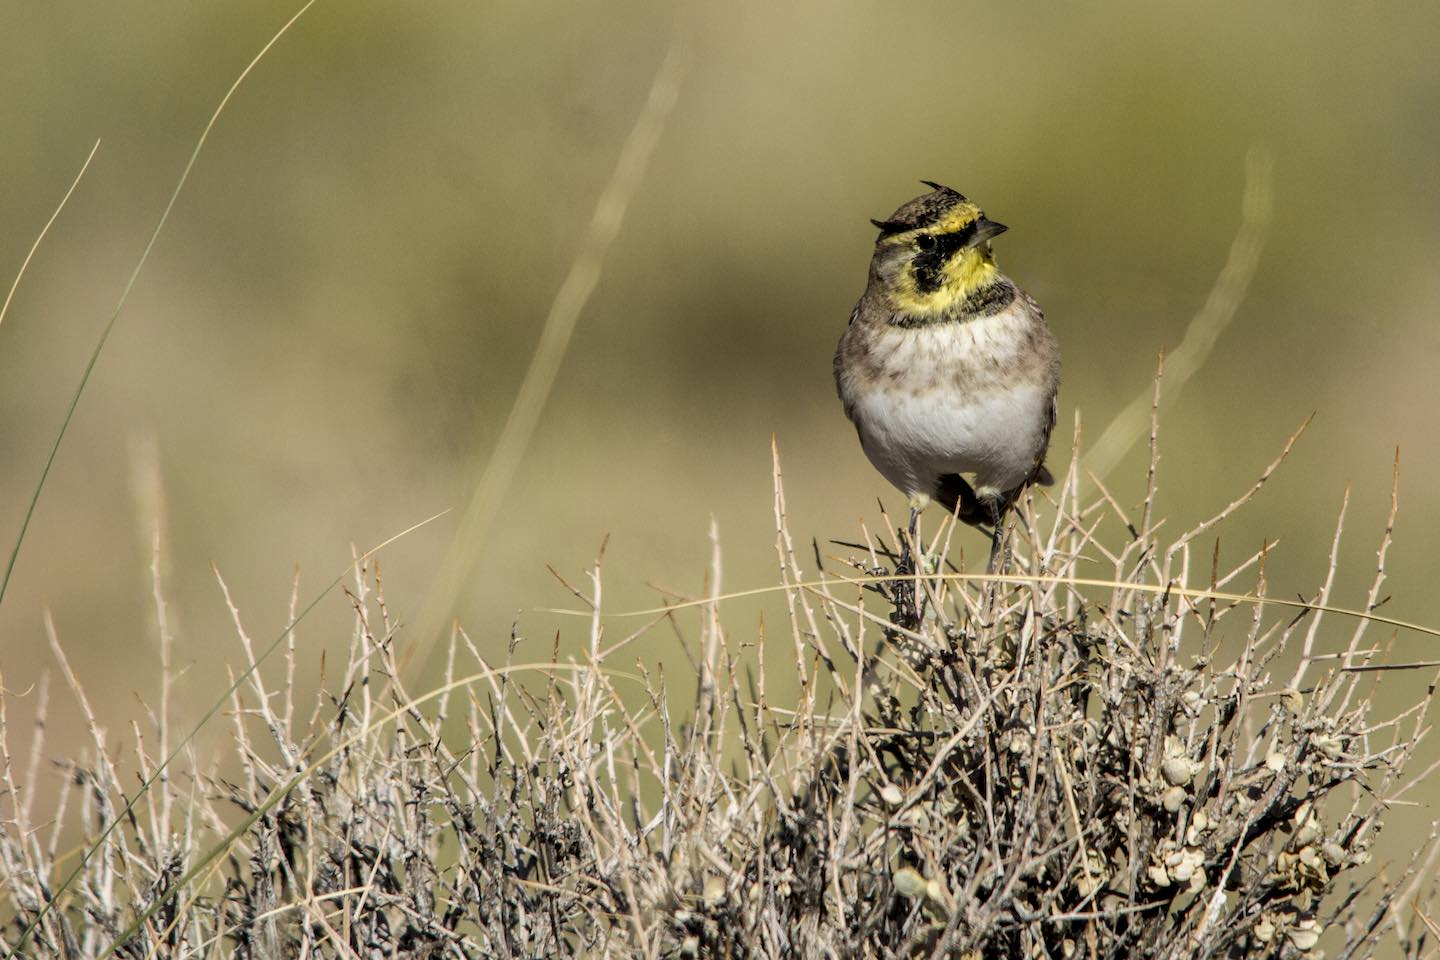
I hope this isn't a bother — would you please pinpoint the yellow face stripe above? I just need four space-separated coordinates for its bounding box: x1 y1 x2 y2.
933 202 984 235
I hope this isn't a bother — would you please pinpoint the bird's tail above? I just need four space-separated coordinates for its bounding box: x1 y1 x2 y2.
935 473 994 527
937 461 1053 529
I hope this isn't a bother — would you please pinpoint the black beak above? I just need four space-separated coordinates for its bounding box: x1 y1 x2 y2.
970 217 1008 244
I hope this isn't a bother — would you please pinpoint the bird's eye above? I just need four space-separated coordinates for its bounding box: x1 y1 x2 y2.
915 234 937 251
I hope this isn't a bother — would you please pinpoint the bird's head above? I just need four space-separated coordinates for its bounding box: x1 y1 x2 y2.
868 182 1009 316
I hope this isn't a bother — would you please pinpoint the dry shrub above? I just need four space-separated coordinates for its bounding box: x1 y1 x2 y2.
3 421 1438 959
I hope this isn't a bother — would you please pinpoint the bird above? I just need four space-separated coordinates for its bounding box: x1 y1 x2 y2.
833 182 1060 573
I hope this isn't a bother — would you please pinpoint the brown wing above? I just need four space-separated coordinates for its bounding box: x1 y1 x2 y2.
1022 290 1060 488
1030 390 1058 487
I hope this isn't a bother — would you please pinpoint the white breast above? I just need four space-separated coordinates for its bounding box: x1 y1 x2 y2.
842 309 1052 500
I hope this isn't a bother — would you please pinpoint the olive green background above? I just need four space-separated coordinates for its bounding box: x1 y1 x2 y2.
2 0 1438 902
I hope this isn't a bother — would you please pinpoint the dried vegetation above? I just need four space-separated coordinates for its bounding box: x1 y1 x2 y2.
3 418 1439 959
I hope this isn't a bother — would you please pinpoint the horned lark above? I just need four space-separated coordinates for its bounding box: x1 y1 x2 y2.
834 183 1060 567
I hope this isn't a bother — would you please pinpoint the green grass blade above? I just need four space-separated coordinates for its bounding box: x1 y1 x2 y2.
2 4 323 954
0 139 102 607
0 1 317 612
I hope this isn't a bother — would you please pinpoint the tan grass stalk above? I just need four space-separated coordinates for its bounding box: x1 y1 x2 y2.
404 32 692 683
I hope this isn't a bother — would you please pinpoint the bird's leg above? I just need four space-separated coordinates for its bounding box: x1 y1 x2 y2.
909 503 929 625
984 497 1008 576
971 498 1003 622
892 502 923 630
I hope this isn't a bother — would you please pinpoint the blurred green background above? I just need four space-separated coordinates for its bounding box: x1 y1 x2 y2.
2 0 1438 868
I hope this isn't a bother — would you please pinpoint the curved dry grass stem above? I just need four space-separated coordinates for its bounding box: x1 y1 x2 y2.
1 2 320 614
0 139 100 330
1085 147 1275 483
405 31 691 682
0 141 103 609
534 572 1440 645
